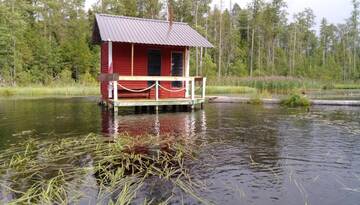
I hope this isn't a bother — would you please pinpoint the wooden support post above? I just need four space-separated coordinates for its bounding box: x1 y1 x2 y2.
131 43 134 76
155 80 159 101
113 80 118 100
202 77 206 100
191 79 195 101
113 106 118 114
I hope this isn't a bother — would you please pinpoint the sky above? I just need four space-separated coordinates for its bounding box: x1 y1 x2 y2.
85 0 353 29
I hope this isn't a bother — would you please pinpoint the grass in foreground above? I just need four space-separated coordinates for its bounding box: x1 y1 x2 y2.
0 134 209 205
0 85 99 97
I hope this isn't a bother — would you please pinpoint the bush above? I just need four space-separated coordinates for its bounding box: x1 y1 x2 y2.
80 72 97 85
322 83 335 90
57 69 74 85
281 93 311 107
249 96 263 105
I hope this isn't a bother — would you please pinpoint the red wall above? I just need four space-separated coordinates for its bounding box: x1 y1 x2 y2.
101 42 187 99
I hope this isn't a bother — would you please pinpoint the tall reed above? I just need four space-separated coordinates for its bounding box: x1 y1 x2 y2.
208 76 321 94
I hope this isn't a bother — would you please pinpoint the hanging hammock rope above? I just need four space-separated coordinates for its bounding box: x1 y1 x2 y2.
117 83 155 93
158 84 186 93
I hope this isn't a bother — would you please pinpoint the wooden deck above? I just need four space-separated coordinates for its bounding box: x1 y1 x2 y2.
100 75 207 111
109 98 205 107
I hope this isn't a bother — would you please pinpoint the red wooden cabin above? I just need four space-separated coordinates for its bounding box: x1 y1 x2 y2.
92 14 213 109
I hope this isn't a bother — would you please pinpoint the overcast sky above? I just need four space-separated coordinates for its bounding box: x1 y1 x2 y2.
85 0 353 29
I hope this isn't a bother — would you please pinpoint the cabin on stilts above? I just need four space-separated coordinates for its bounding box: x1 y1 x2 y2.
92 14 213 111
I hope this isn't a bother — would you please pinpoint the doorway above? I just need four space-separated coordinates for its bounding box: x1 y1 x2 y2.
171 52 184 87
147 50 161 85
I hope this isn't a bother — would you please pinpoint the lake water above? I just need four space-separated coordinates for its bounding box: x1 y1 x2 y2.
0 97 360 205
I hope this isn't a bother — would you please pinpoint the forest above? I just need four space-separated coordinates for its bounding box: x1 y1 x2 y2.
1 0 360 86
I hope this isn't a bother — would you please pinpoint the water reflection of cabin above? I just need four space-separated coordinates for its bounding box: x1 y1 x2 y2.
92 14 213 111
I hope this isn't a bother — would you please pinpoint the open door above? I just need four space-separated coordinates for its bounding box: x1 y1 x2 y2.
171 52 184 87
147 50 161 85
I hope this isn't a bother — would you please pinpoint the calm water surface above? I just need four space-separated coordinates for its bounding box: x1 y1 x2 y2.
0 97 360 205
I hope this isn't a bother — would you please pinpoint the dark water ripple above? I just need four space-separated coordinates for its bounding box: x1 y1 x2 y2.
0 98 360 204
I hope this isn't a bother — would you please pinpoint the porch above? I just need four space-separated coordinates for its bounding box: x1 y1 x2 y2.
100 75 206 110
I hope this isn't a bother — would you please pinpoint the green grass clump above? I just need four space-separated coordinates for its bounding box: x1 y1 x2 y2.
333 83 360 90
248 97 263 105
0 133 208 204
0 85 99 97
248 94 264 105
206 86 257 95
281 93 311 107
208 76 321 94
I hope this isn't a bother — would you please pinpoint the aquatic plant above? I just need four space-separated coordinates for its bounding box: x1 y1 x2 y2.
206 86 257 95
0 85 99 97
248 96 263 105
0 134 209 204
333 83 360 90
281 94 311 107
208 76 321 94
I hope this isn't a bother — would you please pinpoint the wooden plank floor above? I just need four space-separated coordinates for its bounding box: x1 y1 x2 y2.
110 98 205 107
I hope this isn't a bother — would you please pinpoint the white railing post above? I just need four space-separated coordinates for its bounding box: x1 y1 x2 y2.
108 41 113 99
155 80 159 101
202 77 206 100
113 81 118 100
185 48 190 98
191 79 195 101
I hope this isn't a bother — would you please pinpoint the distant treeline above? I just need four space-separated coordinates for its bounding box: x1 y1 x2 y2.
1 0 360 86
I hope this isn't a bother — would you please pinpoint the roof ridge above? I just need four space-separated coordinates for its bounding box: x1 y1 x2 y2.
96 13 188 25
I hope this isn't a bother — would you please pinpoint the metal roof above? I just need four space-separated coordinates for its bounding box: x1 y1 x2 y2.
92 14 213 48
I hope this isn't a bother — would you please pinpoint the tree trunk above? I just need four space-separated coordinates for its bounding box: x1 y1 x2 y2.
292 25 297 76
250 27 255 77
218 0 223 78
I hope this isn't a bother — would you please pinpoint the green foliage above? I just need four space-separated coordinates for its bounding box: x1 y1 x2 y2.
206 86 257 95
0 0 359 87
202 53 217 77
79 72 97 85
334 83 360 89
281 93 311 107
249 96 264 105
0 85 99 97
208 76 321 94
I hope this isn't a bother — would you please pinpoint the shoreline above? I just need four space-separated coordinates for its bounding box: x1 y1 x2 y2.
208 96 360 106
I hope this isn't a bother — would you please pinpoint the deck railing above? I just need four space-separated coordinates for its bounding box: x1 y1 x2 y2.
99 74 206 102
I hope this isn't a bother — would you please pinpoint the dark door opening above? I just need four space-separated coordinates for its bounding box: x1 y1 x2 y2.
147 50 161 86
171 52 183 87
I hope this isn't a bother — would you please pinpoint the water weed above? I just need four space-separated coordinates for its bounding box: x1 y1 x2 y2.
0 133 209 204
281 94 311 107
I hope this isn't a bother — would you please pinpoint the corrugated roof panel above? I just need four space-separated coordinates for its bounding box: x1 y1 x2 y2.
93 14 214 48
